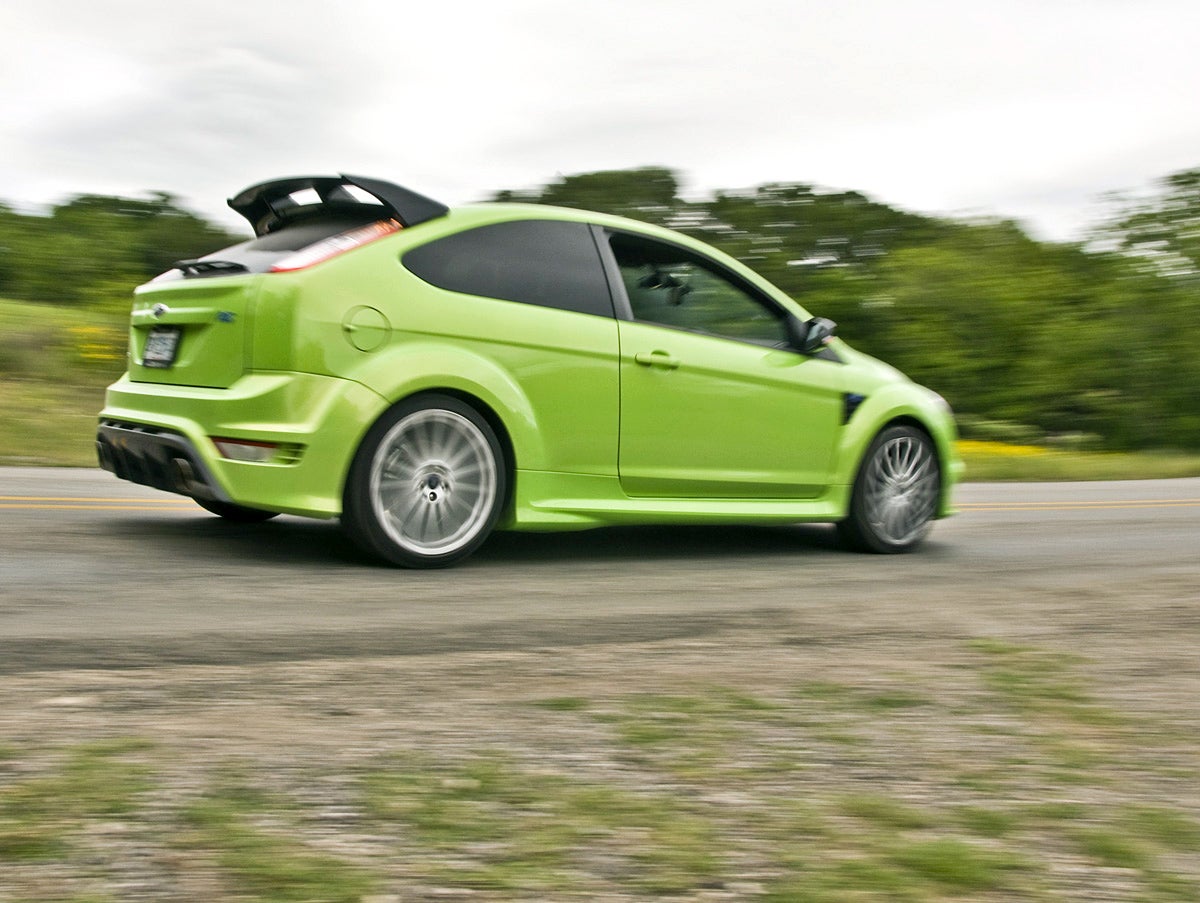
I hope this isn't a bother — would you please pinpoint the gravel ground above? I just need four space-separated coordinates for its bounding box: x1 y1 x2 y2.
2 615 1198 902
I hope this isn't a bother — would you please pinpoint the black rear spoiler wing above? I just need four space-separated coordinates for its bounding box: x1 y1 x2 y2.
228 174 449 237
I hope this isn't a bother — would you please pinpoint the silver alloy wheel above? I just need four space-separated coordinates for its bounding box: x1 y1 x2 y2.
368 408 498 557
861 432 939 546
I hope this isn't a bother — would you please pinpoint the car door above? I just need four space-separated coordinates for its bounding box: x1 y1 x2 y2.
606 230 844 499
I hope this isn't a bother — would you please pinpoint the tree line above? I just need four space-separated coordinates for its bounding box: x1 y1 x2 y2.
2 167 1198 450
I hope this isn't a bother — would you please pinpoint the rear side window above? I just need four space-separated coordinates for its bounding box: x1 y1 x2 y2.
403 220 613 317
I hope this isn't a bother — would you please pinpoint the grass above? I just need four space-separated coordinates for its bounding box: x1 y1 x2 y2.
887 838 1026 892
0 298 125 466
956 804 1018 838
0 379 115 466
1071 826 1151 870
182 783 375 903
361 752 721 894
0 739 152 859
966 639 1127 727
1122 805 1200 852
958 438 1200 481
840 793 934 830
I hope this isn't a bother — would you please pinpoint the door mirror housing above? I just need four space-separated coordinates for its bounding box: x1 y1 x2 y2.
787 315 838 355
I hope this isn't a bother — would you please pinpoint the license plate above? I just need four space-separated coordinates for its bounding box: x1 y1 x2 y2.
143 326 182 369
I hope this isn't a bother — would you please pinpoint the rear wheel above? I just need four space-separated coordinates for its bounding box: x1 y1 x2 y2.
194 498 280 523
838 424 940 553
342 394 505 568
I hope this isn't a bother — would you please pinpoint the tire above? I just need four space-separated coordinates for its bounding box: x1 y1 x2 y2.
838 424 940 553
342 394 506 568
194 498 280 523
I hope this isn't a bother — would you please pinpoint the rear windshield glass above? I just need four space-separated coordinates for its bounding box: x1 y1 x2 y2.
186 213 388 275
245 213 385 252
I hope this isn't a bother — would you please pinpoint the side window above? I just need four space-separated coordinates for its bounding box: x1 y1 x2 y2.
608 232 787 345
403 220 613 317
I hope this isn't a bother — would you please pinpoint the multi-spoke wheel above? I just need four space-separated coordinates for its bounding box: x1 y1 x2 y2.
838 425 940 553
342 394 506 568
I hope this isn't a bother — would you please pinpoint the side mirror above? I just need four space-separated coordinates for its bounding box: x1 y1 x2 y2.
787 316 838 355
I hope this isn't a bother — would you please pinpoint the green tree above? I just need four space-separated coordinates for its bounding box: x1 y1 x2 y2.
1091 167 1200 446
0 193 242 309
492 167 683 227
1099 167 1200 277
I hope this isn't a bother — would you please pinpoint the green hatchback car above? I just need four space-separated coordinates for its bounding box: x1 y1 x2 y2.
97 174 961 567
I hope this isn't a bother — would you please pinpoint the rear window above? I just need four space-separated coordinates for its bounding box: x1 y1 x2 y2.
245 214 384 252
170 213 389 278
402 220 614 318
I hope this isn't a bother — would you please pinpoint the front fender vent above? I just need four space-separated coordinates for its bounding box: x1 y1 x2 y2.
843 393 867 424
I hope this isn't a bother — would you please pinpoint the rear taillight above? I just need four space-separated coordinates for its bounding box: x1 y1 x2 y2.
269 219 403 272
211 438 279 462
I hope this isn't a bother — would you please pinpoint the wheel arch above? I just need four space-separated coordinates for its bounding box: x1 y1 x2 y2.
836 386 957 520
849 414 955 522
881 412 943 492
351 386 519 524
340 389 513 567
882 413 936 446
836 418 943 553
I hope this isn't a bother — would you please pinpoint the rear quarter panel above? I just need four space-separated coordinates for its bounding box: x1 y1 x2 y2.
282 229 621 478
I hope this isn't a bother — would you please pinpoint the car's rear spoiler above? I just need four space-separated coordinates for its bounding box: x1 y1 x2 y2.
228 174 449 237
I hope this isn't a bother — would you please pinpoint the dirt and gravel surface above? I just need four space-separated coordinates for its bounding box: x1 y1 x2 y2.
1 470 1198 900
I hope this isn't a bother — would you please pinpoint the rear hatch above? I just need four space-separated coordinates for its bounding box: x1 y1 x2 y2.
129 276 259 388
127 174 447 388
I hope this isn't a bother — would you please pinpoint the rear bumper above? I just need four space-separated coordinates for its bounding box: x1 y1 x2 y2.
97 419 231 502
97 371 388 517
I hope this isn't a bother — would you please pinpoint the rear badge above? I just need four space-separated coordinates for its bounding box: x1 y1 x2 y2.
217 311 236 323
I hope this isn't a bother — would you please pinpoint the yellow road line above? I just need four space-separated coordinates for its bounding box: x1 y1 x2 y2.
3 497 1197 513
960 500 1200 511
0 503 196 511
0 496 192 504
0 496 195 511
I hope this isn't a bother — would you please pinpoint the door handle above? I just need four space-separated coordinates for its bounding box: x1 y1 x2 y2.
634 350 680 370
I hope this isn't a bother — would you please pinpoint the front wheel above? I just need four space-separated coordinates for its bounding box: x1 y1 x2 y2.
342 394 506 568
838 425 940 553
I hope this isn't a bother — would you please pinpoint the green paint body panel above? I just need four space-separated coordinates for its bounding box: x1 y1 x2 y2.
101 200 961 529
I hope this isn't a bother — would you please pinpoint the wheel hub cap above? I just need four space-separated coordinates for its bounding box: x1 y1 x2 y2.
369 409 498 556
864 435 938 545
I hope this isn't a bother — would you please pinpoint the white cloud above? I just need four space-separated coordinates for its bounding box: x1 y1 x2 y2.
2 0 1197 239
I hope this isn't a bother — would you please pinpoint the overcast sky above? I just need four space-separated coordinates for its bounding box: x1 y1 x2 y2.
3 0 1197 240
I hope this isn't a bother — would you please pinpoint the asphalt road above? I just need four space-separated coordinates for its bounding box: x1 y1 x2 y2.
1 466 1197 673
